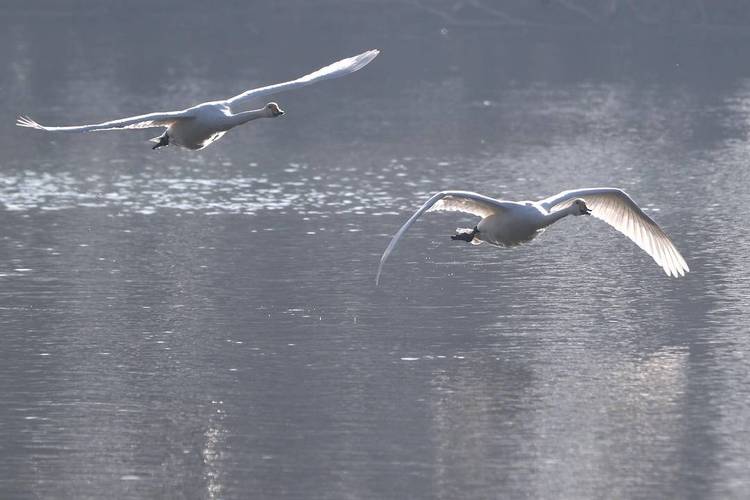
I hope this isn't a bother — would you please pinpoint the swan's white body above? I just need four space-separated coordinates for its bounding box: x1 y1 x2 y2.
17 50 379 150
376 188 689 285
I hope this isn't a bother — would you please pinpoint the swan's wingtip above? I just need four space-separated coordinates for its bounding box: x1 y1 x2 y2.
357 49 380 63
665 264 689 278
16 115 43 129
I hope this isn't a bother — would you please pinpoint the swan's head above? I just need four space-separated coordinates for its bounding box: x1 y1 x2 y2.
265 102 285 118
572 199 592 216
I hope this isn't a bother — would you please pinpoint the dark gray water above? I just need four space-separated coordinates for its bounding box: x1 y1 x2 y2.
2 2 750 499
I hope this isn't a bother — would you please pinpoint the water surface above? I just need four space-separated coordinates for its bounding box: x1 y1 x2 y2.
2 2 750 499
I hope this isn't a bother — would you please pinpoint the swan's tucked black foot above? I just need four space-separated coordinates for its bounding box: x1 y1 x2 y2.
152 134 169 150
451 227 478 242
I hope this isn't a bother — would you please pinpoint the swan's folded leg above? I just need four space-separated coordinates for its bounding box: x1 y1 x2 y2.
451 226 478 243
150 132 169 150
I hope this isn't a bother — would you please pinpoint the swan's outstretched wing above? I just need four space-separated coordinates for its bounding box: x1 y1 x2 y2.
225 50 379 109
539 188 689 277
428 192 502 218
16 110 193 133
376 191 505 285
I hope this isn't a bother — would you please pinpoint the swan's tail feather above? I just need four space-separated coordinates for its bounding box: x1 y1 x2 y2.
16 115 45 130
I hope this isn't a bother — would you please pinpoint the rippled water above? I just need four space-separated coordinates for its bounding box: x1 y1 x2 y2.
3 2 750 499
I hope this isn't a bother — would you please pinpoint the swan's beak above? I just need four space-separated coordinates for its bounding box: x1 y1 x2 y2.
274 108 285 117
584 208 592 215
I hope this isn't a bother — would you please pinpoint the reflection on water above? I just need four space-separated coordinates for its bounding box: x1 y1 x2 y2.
3 2 750 500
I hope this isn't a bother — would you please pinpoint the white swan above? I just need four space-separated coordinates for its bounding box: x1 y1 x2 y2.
16 49 379 151
376 188 689 285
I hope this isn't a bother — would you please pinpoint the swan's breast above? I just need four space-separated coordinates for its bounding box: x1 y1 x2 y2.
477 207 546 246
168 106 230 149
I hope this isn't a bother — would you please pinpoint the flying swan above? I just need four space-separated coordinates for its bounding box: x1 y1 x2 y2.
16 49 379 150
376 188 689 285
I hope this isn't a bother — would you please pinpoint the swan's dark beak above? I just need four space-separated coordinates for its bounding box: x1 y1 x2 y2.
274 108 285 117
584 208 592 215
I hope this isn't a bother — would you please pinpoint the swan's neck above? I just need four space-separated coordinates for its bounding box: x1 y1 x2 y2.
228 108 268 128
541 205 576 227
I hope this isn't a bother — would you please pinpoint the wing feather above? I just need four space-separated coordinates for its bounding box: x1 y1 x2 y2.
540 188 688 277
429 193 502 218
225 50 379 109
16 110 193 133
376 191 505 285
